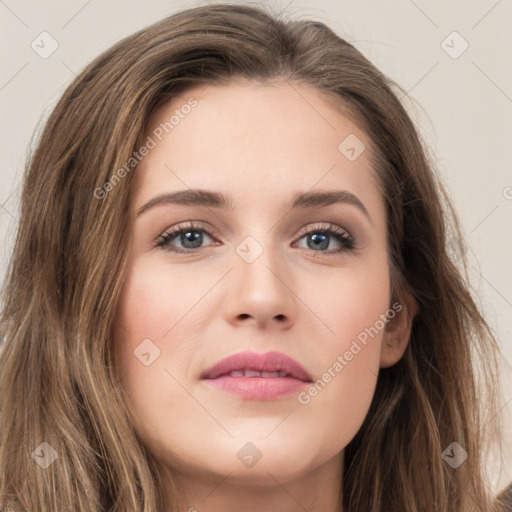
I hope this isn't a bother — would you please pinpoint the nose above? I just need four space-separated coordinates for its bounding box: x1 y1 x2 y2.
222 240 297 331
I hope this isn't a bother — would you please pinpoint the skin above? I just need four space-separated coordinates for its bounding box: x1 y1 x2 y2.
113 80 416 511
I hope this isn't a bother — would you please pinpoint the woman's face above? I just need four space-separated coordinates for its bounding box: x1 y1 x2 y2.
113 80 409 491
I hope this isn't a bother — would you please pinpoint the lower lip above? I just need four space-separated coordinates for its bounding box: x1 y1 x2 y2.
203 376 309 400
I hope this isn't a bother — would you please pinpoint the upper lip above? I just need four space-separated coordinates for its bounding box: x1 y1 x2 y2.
201 350 313 382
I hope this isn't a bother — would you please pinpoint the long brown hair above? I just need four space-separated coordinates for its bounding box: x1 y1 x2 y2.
0 3 506 510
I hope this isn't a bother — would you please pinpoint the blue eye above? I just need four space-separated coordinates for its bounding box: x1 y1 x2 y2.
294 223 355 252
155 221 356 255
155 221 215 254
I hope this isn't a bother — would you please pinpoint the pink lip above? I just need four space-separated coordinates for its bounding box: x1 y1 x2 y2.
200 350 312 401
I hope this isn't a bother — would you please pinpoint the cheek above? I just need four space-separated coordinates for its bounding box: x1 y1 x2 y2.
309 258 390 356
112 262 179 406
115 258 207 340
112 257 220 425
293 260 390 443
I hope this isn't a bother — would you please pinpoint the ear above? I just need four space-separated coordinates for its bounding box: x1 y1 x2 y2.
380 293 418 368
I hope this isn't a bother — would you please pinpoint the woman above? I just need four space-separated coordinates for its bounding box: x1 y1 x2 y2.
0 3 507 511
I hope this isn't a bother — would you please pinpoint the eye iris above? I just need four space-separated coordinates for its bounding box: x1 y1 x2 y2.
180 230 203 249
308 233 329 250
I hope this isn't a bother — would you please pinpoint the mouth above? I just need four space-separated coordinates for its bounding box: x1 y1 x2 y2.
222 370 290 378
200 350 313 400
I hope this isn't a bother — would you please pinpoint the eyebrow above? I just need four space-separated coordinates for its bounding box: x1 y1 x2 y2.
136 188 371 221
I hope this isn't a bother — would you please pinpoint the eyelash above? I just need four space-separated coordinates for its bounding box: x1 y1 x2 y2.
154 221 356 255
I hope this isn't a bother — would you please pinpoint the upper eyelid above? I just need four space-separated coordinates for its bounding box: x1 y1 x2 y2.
160 221 350 236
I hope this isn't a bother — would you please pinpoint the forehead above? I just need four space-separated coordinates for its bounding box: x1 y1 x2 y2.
133 80 382 217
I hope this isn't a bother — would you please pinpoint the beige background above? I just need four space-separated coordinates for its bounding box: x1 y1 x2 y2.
0 0 511 494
